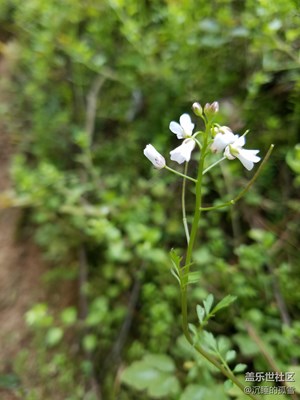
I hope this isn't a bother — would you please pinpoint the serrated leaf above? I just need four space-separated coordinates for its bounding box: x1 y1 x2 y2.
196 304 205 324
233 363 247 373
203 294 214 315
212 295 237 314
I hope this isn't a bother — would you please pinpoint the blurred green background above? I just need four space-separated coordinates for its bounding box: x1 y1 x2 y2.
0 0 300 399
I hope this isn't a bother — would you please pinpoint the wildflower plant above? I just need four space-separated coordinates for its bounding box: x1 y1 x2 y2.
143 101 274 399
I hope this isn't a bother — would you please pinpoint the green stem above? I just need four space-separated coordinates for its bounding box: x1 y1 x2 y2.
180 122 262 400
165 165 197 183
182 162 190 244
200 144 274 211
203 156 226 175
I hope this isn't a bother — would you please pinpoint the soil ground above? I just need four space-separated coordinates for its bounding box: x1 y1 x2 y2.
0 47 51 400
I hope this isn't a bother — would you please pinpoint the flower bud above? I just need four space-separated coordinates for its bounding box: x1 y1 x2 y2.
192 102 203 117
204 101 219 117
143 144 166 169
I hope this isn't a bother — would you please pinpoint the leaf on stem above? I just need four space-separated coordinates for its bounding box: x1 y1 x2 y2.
212 294 237 314
203 293 214 315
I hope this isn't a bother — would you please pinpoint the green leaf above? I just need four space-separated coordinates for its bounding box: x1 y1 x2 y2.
121 354 180 398
60 307 77 326
83 334 98 352
233 363 247 373
143 354 175 373
225 350 236 363
223 379 233 391
203 331 217 351
196 304 205 324
45 327 63 347
188 271 202 284
287 365 300 393
212 295 237 314
180 384 229 400
189 323 198 337
170 249 182 270
148 374 180 398
203 294 214 315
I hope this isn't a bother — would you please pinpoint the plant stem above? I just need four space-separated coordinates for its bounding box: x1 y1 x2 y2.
165 165 197 183
180 121 262 400
182 162 190 244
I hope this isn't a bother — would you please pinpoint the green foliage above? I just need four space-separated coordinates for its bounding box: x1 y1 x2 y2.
121 354 180 398
1 0 300 398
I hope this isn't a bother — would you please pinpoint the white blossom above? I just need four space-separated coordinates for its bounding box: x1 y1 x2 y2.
170 139 196 164
169 113 194 139
211 126 238 153
143 144 166 169
224 136 261 171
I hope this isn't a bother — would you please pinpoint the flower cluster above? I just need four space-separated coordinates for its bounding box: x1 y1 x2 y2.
211 125 261 171
144 101 261 172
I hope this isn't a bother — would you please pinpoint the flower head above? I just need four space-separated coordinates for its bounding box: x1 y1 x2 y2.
143 144 166 169
204 101 219 117
170 139 196 164
211 126 238 153
169 113 194 139
224 136 261 171
192 102 203 117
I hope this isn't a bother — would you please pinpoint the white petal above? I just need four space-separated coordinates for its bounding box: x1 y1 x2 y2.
235 135 246 147
211 131 237 153
169 121 184 139
236 149 261 171
170 139 195 164
144 144 166 169
179 113 194 136
236 154 254 170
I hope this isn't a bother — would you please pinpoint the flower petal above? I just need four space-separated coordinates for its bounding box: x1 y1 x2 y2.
236 149 260 171
169 121 184 139
179 113 194 136
144 144 166 169
170 139 195 164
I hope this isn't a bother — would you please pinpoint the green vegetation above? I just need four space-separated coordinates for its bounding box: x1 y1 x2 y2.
0 0 300 399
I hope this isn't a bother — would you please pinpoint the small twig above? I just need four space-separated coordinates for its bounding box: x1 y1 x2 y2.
85 75 106 145
266 262 292 326
201 144 274 211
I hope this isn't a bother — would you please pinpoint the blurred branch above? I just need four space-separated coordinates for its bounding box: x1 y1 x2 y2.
267 262 292 327
85 75 106 146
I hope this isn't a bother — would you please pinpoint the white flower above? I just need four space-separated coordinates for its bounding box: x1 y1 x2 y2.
170 139 196 164
224 136 261 171
211 126 238 153
169 113 194 139
143 144 166 169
